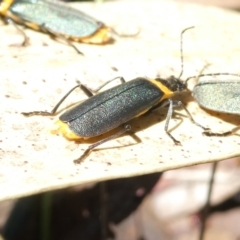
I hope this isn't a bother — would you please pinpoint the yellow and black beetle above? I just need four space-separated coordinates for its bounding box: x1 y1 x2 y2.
22 27 240 163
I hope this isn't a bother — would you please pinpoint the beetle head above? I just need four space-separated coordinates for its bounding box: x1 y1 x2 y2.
155 76 187 93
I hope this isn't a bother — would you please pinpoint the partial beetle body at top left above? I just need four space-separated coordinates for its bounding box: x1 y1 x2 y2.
0 0 137 54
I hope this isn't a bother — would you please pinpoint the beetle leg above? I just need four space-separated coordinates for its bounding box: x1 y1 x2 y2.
5 18 29 46
90 77 126 93
203 126 240 137
164 99 181 145
22 77 127 116
76 82 94 97
174 100 210 131
39 24 84 55
74 125 131 164
22 84 83 116
165 99 210 145
75 77 126 97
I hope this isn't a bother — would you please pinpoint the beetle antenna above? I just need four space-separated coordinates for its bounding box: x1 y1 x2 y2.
178 26 194 79
185 72 240 84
